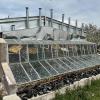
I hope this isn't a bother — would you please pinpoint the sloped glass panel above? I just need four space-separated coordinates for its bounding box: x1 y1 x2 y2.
55 59 71 71
10 63 30 83
77 56 91 66
80 56 98 66
71 56 86 67
40 61 57 75
66 57 83 68
60 58 77 69
30 61 50 78
47 60 66 73
22 63 39 80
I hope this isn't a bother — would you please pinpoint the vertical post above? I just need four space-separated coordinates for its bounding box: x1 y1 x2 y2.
26 7 29 29
50 9 53 27
61 14 64 30
39 8 42 27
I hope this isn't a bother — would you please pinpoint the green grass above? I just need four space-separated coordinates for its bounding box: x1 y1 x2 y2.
53 79 100 100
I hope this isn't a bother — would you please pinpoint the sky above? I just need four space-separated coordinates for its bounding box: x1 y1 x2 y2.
0 0 100 27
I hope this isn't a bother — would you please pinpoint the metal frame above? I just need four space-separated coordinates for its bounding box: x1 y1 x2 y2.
7 41 99 84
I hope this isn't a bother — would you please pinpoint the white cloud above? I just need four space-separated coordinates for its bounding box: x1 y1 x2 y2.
0 0 100 27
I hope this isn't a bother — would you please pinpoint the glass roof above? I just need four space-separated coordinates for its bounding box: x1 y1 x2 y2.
9 55 100 84
7 42 99 85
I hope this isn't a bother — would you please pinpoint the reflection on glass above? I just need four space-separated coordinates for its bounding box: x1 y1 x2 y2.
66 57 81 68
55 59 71 71
72 45 77 56
60 58 76 69
81 45 85 55
47 60 65 73
20 45 28 62
10 63 30 83
91 44 96 54
78 56 91 66
62 45 67 56
58 44 64 57
29 44 38 61
30 61 50 78
52 44 57 58
22 63 39 80
84 45 88 55
8 44 20 63
68 44 73 56
76 45 81 56
40 61 57 75
44 45 52 59
38 44 44 60
71 57 86 67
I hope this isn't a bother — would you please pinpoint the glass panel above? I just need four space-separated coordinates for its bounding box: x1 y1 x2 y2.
68 44 73 56
47 60 66 73
78 56 91 66
84 45 88 55
20 45 28 62
60 58 77 69
72 45 77 56
71 56 86 67
63 45 67 56
21 63 39 80
91 44 96 54
30 61 50 78
58 44 64 57
76 45 81 56
80 55 98 66
40 61 57 75
44 45 52 59
81 45 85 55
38 44 44 60
29 44 38 61
66 57 82 68
8 44 20 63
10 63 30 83
55 59 71 71
52 44 58 58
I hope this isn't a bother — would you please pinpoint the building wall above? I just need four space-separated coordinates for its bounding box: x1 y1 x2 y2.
0 16 82 36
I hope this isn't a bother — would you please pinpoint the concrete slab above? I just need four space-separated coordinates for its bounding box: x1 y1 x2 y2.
3 94 20 100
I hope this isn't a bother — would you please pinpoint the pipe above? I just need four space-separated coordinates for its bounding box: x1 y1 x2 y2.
67 17 71 40
75 20 78 34
39 8 42 27
61 14 64 30
81 23 84 36
44 16 46 26
68 17 71 25
26 7 29 29
50 9 53 27
11 25 15 31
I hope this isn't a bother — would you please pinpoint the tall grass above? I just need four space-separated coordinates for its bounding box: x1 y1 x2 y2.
53 79 100 100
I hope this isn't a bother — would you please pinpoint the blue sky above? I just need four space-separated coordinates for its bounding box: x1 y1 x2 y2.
0 0 100 27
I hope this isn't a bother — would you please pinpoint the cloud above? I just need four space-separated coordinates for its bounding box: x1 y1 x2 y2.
0 0 100 27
